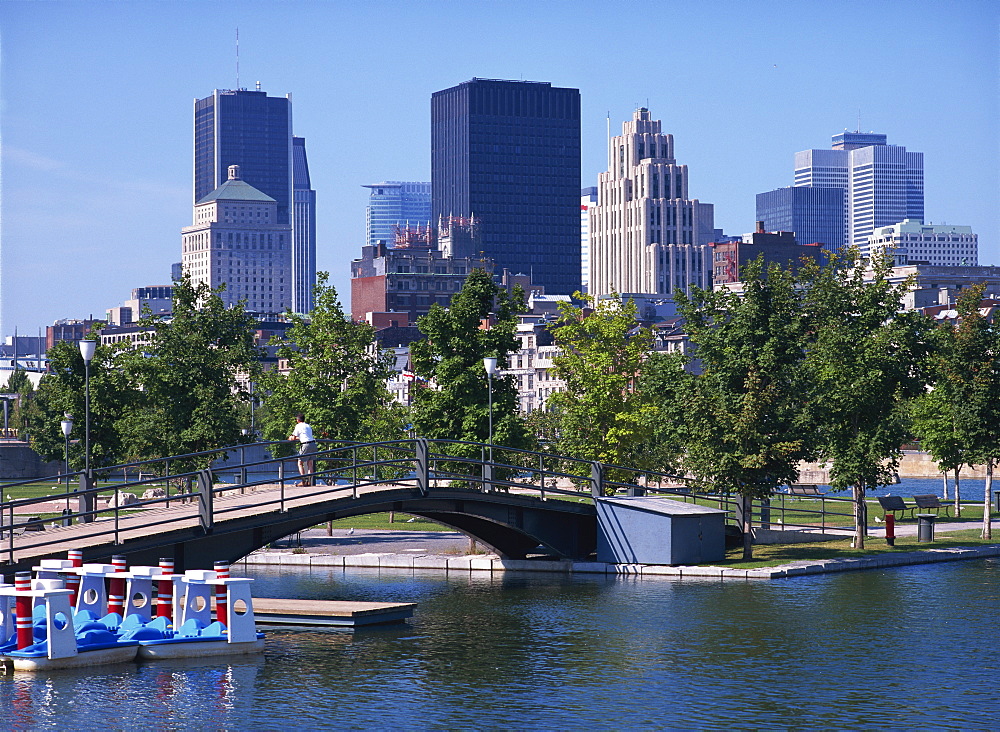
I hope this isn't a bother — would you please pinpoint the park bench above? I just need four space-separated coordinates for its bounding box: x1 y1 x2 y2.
788 485 823 497
913 494 952 517
877 495 916 520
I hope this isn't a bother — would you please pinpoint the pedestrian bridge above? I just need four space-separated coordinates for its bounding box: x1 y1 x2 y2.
1 439 696 574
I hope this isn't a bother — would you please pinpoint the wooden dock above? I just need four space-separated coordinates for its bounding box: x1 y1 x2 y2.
253 598 416 627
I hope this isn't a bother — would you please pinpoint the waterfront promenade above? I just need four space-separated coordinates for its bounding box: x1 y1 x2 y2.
242 519 1000 579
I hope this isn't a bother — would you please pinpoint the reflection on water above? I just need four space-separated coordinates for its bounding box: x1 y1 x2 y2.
2 559 998 728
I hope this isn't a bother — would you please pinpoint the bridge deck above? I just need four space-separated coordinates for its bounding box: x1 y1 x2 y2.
3 480 407 567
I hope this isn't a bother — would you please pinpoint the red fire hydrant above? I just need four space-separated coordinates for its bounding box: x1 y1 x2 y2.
885 513 895 546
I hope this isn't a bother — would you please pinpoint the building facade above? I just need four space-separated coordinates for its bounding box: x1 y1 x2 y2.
589 108 715 299
292 136 316 313
580 187 598 293
431 78 581 295
793 132 923 253
867 219 979 267
711 225 823 287
363 182 432 246
195 88 315 313
181 165 292 313
756 186 844 252
350 239 493 325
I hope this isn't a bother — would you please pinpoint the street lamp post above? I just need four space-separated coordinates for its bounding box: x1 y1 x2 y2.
61 414 73 512
79 340 96 476
483 357 498 466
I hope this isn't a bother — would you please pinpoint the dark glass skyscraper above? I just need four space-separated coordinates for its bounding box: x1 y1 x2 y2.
756 186 845 253
194 89 293 225
431 78 581 294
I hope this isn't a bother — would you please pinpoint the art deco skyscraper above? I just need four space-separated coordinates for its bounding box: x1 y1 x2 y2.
589 108 715 298
432 78 581 295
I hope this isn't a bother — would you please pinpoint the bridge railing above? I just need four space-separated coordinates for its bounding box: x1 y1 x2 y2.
3 437 863 565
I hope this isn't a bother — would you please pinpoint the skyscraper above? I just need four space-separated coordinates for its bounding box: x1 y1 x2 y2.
589 108 715 299
580 187 598 293
793 132 923 253
362 182 432 246
756 186 844 252
431 78 581 295
293 136 316 313
194 88 316 312
182 165 292 313
194 89 293 224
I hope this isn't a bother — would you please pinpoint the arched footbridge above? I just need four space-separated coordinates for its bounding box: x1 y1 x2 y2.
2 439 707 574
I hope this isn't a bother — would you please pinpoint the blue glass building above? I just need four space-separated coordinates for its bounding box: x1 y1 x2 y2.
431 79 581 295
362 182 431 246
756 186 845 253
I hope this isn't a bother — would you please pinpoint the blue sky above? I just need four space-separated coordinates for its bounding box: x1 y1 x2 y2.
2 0 997 337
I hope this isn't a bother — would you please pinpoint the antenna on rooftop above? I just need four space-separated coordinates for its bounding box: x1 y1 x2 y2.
857 108 861 133
236 28 240 89
607 112 611 169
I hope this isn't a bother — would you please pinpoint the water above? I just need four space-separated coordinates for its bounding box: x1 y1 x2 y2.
3 559 999 729
819 476 991 500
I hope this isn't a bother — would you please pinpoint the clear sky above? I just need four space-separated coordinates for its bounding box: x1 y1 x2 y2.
1 0 997 338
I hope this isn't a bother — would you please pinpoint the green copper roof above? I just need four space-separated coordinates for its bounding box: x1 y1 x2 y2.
196 177 275 205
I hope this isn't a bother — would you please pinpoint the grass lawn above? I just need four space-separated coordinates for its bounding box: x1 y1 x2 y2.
719 528 997 569
325 513 456 532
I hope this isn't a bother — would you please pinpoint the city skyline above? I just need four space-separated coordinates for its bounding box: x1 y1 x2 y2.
1 1 996 336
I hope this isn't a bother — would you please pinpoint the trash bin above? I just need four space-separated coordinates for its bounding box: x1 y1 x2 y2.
917 513 936 543
61 508 73 527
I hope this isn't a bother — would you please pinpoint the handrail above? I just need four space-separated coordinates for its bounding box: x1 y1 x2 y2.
2 436 893 565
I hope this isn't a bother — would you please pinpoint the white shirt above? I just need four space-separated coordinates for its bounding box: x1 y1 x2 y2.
292 421 314 443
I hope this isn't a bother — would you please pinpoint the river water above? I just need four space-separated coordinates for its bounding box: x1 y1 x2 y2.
2 558 998 729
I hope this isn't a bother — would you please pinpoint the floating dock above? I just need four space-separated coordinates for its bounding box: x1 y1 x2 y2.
252 598 416 627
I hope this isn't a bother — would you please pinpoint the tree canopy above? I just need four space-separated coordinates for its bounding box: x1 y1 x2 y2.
410 268 532 468
258 272 405 450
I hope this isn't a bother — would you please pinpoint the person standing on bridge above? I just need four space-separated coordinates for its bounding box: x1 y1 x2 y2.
289 414 316 487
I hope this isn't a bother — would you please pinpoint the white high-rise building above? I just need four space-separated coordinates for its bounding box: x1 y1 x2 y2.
867 219 978 267
580 187 597 293
181 165 292 313
794 132 923 252
589 108 715 299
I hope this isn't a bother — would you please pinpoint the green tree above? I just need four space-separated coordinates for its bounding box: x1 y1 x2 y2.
117 274 262 469
920 284 1000 539
410 268 532 472
546 293 663 482
27 337 134 472
4 368 32 439
676 258 814 559
259 273 405 451
800 251 932 549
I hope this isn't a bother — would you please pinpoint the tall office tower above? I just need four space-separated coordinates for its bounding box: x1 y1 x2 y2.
292 136 316 313
363 182 432 246
182 165 292 313
431 78 581 295
194 89 293 224
793 132 923 252
589 108 715 299
580 187 598 293
756 186 844 252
